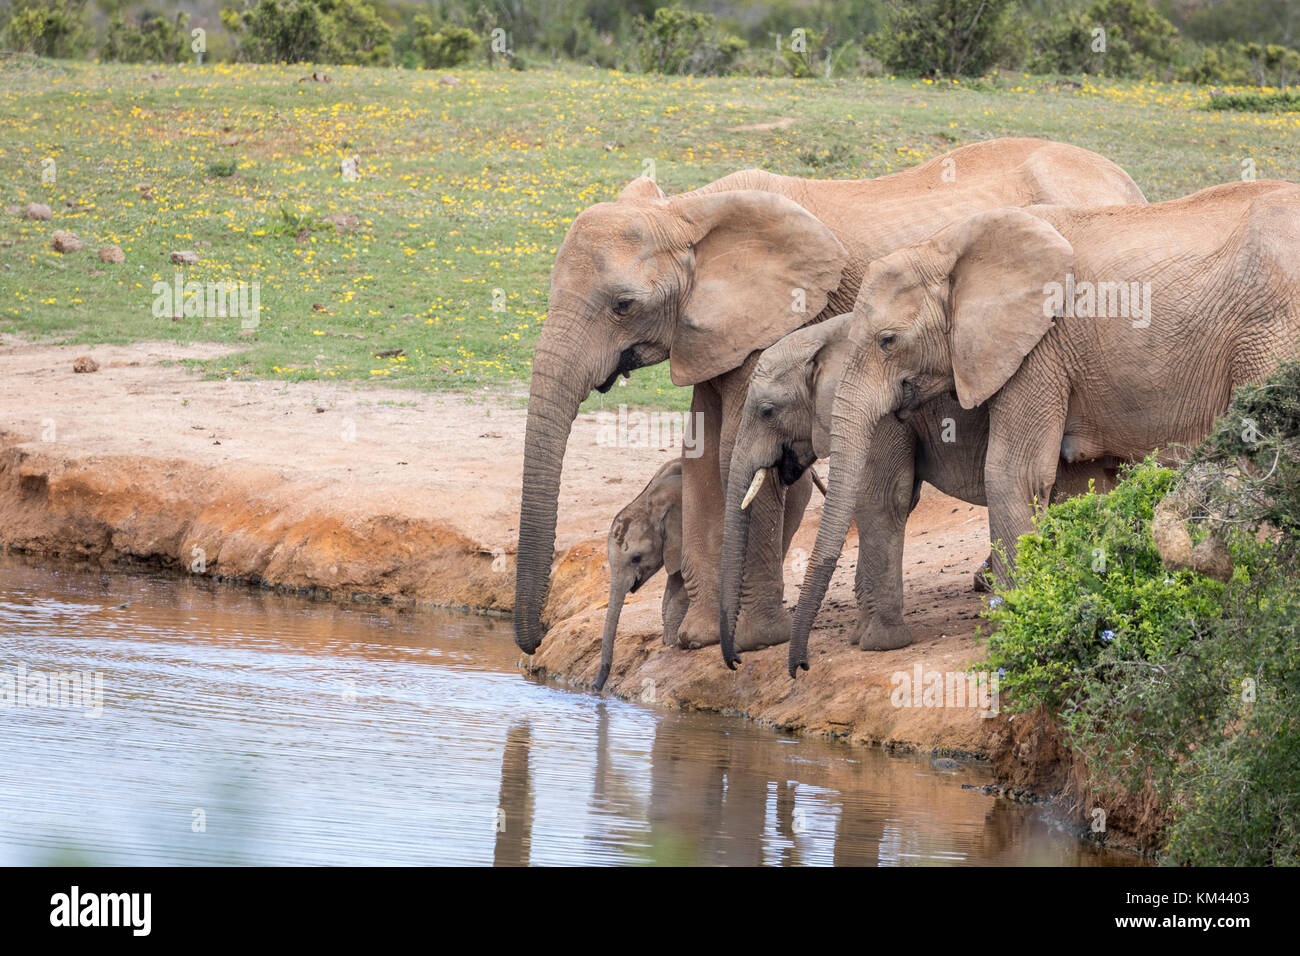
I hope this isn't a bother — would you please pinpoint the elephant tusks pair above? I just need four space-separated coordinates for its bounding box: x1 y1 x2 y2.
739 466 828 510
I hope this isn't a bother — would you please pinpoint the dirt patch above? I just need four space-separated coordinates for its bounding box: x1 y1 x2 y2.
727 117 798 132
0 340 1121 841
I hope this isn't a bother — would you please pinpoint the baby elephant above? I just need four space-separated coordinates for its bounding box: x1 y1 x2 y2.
597 459 685 691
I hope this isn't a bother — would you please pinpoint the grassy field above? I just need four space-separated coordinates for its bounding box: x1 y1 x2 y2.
2 57 1297 412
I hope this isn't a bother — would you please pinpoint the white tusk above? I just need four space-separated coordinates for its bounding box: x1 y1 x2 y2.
740 469 766 510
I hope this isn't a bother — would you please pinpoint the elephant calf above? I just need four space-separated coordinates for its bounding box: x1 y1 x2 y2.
720 314 1114 667
597 460 686 691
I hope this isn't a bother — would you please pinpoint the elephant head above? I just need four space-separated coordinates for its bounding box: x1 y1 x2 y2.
515 176 847 653
789 209 1073 676
718 313 853 668
597 460 682 691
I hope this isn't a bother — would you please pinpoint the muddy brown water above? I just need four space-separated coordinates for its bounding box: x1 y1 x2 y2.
0 556 1135 866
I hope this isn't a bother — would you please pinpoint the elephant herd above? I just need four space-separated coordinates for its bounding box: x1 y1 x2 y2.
509 137 1300 689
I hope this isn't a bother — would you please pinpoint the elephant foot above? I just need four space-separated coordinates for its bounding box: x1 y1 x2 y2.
860 618 913 651
675 602 720 649
733 605 792 652
661 625 680 647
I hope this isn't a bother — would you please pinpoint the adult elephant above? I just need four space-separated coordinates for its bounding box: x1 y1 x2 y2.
514 138 1146 656
789 180 1300 675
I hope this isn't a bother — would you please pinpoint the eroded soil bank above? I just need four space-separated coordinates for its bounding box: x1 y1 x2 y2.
0 341 1151 853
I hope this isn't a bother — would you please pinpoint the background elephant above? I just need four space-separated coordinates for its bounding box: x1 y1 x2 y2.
514 137 1146 657
597 459 685 690
719 314 1116 666
790 180 1300 675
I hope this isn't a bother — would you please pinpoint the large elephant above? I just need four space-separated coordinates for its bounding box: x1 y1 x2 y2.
514 138 1146 656
719 314 1116 666
789 180 1300 675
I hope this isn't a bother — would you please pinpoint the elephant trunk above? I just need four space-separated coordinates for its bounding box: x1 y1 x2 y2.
513 321 601 654
595 574 630 691
789 370 883 676
718 451 762 669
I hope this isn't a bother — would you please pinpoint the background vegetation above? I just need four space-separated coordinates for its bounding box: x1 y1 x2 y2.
2 1 1299 87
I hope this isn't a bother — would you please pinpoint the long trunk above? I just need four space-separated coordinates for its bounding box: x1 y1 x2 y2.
788 368 886 676
595 573 632 691
514 326 597 654
718 452 760 668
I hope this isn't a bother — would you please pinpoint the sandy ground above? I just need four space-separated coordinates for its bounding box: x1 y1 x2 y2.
1 339 1023 761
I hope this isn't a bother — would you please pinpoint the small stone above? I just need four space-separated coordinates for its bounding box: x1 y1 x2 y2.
25 203 52 221
439 75 460 86
72 356 98 373
170 250 199 265
221 136 240 147
98 245 125 264
51 230 82 253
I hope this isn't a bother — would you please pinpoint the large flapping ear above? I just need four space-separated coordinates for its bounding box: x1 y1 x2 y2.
666 190 848 386
933 209 1073 409
618 176 665 202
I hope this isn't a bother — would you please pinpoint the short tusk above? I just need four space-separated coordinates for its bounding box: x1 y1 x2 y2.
740 468 766 510
810 468 827 497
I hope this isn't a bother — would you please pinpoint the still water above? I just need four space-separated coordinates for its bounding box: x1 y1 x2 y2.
0 556 1133 866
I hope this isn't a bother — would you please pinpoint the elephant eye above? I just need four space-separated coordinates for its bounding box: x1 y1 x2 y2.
759 404 775 420
630 553 642 564
879 333 896 352
613 297 635 317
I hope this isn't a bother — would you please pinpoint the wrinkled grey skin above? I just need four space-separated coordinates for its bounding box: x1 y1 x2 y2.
597 460 685 691
720 314 1117 668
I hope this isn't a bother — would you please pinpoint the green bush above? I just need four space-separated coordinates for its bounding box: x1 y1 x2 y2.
984 459 1226 712
221 0 390 65
1208 89 1300 111
102 11 191 64
632 5 747 76
1085 0 1180 76
411 16 478 69
873 0 1024 76
3 0 90 58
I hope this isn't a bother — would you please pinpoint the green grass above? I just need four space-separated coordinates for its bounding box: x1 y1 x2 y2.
2 58 1297 411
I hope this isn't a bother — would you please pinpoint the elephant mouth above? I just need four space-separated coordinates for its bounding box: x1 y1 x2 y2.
776 444 810 486
628 573 646 594
596 345 658 393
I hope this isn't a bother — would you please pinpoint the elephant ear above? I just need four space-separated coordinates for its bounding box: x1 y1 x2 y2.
657 477 683 573
666 190 848 386
936 209 1073 409
618 176 665 202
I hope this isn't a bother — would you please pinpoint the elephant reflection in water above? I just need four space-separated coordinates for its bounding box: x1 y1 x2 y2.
492 722 533 867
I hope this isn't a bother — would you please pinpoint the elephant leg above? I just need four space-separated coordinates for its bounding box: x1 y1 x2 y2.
676 380 725 649
984 372 1067 587
850 419 917 651
661 572 688 647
